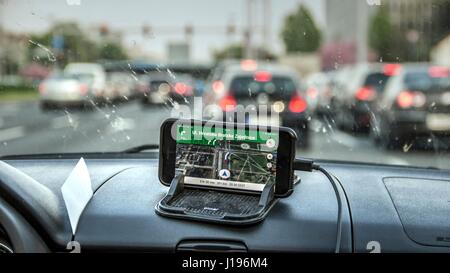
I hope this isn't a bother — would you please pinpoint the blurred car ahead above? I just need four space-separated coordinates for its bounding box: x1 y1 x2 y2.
305 71 333 116
203 59 244 96
327 66 352 115
141 72 174 106
332 63 396 132
203 61 311 147
133 74 151 98
39 73 95 110
165 63 213 83
171 73 196 101
141 72 195 106
64 63 108 100
370 64 450 149
105 72 135 101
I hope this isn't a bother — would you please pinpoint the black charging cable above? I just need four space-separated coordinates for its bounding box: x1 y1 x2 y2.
293 158 343 253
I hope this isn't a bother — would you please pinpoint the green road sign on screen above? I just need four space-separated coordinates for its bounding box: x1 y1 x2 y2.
176 124 278 150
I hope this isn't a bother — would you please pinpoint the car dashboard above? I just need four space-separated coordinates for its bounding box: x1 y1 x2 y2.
0 155 449 253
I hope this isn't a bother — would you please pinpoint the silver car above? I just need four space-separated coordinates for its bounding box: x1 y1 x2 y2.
39 74 96 109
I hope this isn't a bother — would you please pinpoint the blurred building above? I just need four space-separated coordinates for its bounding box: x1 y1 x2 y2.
324 0 358 44
431 34 450 67
167 42 190 63
322 0 450 68
387 0 450 61
322 0 372 70
86 24 124 45
126 45 163 62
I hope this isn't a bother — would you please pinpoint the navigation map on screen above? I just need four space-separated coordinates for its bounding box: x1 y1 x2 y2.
175 124 279 191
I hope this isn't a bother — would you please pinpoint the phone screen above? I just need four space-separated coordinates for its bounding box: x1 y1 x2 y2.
175 123 279 192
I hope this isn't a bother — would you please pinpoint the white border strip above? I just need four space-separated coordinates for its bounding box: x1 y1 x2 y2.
184 176 265 192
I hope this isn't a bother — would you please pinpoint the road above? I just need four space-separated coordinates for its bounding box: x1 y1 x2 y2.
0 100 449 169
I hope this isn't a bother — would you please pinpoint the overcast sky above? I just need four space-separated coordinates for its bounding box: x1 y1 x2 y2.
0 0 325 62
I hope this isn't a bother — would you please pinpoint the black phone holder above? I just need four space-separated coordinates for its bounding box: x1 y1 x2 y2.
155 171 278 225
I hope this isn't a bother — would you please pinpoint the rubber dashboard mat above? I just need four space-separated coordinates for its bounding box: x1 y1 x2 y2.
167 188 261 217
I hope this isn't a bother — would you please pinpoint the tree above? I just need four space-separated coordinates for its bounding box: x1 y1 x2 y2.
369 6 397 61
99 42 128 60
213 44 276 62
281 5 321 53
213 44 244 61
28 22 99 67
27 22 128 67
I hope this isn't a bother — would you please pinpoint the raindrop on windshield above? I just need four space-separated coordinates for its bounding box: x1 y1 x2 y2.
28 40 56 62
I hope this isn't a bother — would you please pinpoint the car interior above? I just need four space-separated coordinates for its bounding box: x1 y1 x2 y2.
1 0 450 262
0 142 449 253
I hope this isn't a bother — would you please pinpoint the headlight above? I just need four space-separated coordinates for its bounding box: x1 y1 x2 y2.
272 101 285 113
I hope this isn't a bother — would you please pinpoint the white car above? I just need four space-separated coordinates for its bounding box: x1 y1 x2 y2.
39 73 95 109
64 63 109 101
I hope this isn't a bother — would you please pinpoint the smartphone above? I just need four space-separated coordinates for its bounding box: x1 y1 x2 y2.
159 118 297 197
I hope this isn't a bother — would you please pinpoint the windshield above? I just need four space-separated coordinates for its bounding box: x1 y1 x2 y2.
1 0 450 169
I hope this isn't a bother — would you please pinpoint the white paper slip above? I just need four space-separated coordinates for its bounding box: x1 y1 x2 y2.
61 158 93 234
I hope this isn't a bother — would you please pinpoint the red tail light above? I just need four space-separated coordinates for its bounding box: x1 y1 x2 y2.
38 83 46 95
396 90 426 108
397 91 414 108
383 63 402 76
79 83 89 96
254 71 272 82
212 80 224 94
219 94 237 112
428 66 450 78
355 86 377 101
288 95 307 113
174 82 192 95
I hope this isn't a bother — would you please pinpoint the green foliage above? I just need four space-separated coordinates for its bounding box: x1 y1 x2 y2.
213 44 276 62
99 43 128 60
281 5 322 53
0 85 38 102
0 85 35 91
368 6 398 61
27 22 128 67
368 6 429 62
213 44 244 61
